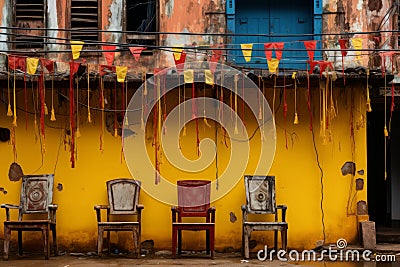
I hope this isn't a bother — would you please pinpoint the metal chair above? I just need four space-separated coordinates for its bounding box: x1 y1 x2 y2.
242 175 288 259
171 180 216 258
1 174 58 260
94 178 143 257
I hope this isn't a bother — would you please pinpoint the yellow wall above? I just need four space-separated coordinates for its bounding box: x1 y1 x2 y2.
0 79 367 252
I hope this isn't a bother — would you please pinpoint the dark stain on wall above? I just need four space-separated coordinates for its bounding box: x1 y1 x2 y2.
368 0 382 12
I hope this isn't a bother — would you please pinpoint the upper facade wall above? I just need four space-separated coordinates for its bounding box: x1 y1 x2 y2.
0 0 396 74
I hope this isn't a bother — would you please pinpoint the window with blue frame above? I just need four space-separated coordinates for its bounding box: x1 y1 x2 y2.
226 0 322 70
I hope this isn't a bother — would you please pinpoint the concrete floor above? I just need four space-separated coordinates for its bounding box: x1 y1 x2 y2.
0 249 399 267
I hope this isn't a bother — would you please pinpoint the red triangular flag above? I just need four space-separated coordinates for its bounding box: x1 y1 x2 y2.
264 42 285 61
99 64 116 76
209 45 223 73
69 61 81 76
264 43 274 60
102 45 116 66
8 55 26 71
303 40 317 61
40 58 54 73
174 51 186 73
129 47 147 61
338 39 348 57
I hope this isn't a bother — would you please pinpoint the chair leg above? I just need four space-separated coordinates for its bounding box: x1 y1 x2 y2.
281 228 287 251
274 230 278 251
206 229 210 255
98 227 104 256
133 228 140 258
177 229 182 255
51 224 58 256
210 227 215 259
107 231 111 254
42 226 50 260
18 230 22 256
244 227 251 259
172 226 177 258
3 225 11 260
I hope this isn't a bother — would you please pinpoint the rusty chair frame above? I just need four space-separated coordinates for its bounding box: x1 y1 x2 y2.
94 178 143 257
1 174 58 260
242 175 288 259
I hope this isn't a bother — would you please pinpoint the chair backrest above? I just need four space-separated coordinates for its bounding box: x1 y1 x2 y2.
19 174 54 219
244 175 276 214
177 180 210 217
107 179 141 215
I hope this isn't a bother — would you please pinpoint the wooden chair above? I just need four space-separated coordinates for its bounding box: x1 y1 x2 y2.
242 175 288 259
94 178 143 257
1 174 58 260
171 180 215 258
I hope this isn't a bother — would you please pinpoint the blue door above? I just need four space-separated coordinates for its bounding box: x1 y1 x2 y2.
234 0 313 70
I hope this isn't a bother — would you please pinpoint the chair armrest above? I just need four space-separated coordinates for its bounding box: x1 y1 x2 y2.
94 205 110 222
241 204 248 222
207 206 216 223
49 204 58 223
276 205 287 222
136 204 144 211
1 204 20 221
171 206 179 223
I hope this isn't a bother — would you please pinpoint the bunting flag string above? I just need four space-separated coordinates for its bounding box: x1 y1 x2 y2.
283 71 288 149
6 67 12 117
87 64 92 123
292 72 299 125
69 61 80 167
234 74 239 134
366 69 372 112
338 39 348 85
12 60 17 127
50 61 56 121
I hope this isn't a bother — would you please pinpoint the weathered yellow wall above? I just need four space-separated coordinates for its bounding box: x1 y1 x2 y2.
0 78 367 252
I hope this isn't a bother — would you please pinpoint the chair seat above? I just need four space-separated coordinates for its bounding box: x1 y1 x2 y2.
244 221 287 231
5 220 51 225
173 222 214 231
98 222 139 225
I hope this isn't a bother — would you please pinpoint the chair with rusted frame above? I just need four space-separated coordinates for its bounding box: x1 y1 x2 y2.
94 178 143 257
1 174 58 260
171 180 216 259
242 175 288 259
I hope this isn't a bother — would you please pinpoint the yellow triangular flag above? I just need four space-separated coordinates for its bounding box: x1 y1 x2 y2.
172 46 183 61
26 58 39 75
116 66 128 83
351 38 363 60
240 43 253 62
184 70 194 84
205 70 214 85
267 58 280 73
70 40 84 60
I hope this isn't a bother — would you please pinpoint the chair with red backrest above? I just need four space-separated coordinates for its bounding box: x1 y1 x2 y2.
171 180 215 258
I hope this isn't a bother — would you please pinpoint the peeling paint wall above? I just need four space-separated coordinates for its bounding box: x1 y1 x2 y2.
323 0 395 71
159 0 226 67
